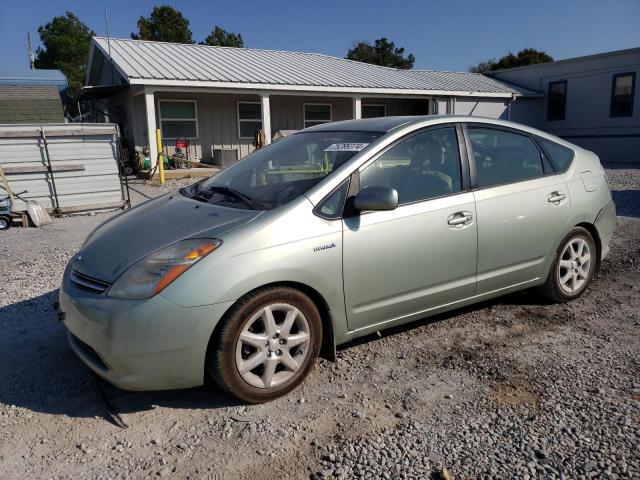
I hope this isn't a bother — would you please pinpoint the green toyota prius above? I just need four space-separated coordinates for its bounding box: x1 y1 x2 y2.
59 116 616 403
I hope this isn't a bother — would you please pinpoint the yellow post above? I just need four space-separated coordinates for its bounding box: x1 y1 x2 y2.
155 128 165 184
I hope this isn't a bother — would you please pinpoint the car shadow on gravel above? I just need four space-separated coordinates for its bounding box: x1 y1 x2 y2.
337 289 554 352
0 291 239 425
612 190 640 218
0 286 567 424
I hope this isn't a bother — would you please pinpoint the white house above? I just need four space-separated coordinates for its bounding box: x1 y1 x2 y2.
490 47 639 165
80 37 538 168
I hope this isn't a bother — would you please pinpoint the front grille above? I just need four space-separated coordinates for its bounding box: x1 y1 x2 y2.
70 270 111 294
69 333 109 371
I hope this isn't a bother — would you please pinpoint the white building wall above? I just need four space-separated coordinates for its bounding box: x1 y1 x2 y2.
509 98 544 128
492 49 640 164
452 97 509 119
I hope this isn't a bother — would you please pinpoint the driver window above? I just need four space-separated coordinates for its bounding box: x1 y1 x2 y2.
359 127 462 205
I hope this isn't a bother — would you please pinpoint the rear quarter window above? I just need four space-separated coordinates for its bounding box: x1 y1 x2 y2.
535 136 574 172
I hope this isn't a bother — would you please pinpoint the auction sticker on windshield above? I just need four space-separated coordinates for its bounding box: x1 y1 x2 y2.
324 143 370 152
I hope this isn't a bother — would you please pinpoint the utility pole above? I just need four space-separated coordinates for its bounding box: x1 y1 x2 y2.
104 9 115 84
27 32 34 69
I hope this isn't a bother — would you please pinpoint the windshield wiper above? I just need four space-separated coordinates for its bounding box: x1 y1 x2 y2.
205 185 257 209
186 182 212 202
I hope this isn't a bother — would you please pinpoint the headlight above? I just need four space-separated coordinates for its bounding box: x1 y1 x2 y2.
108 239 222 300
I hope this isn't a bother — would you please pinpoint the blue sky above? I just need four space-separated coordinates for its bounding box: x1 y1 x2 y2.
1 0 639 72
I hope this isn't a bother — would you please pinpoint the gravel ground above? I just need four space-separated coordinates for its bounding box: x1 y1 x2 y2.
0 170 638 479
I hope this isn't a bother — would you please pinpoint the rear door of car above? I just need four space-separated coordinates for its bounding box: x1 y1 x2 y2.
463 123 571 295
342 124 478 331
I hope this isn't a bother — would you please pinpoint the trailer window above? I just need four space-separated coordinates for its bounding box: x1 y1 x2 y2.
610 73 635 118
547 81 567 121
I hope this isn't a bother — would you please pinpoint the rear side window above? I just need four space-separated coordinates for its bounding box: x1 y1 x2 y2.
535 136 574 172
469 127 544 188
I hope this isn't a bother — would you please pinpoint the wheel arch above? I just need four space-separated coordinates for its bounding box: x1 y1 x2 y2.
576 222 602 271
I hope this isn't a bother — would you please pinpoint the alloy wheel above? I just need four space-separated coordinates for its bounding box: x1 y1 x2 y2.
557 237 592 294
235 303 311 389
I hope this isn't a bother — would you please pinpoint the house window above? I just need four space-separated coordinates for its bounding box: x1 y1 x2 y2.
362 104 386 118
237 102 262 139
547 81 567 121
304 104 332 128
610 72 635 117
158 100 198 139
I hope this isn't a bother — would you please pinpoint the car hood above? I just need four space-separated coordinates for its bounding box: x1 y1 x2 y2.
74 192 261 284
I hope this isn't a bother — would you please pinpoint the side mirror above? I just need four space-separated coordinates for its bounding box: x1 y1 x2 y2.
353 186 398 212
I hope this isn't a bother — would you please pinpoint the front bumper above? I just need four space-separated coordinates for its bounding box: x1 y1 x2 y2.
58 261 234 391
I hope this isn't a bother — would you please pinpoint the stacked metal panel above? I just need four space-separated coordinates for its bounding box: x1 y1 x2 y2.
0 123 124 213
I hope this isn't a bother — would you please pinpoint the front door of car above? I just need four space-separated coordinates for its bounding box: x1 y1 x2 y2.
465 125 571 294
342 125 477 332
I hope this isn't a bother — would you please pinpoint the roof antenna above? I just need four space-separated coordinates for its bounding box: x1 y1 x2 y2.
27 32 34 69
104 9 115 84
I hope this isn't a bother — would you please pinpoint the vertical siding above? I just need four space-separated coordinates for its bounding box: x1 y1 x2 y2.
270 95 352 134
436 98 449 115
132 93 360 163
125 92 516 165
0 124 123 212
150 91 261 161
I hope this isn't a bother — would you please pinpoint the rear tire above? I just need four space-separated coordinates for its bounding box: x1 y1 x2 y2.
208 286 322 403
0 215 11 230
538 227 596 302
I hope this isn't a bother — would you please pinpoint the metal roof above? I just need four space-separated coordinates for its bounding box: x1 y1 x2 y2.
91 37 537 98
0 69 68 89
489 46 640 74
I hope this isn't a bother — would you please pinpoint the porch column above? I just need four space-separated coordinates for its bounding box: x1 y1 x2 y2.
352 96 362 119
261 94 272 144
144 90 158 169
431 97 438 115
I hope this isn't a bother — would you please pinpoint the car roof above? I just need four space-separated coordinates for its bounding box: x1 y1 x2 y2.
304 116 427 133
303 115 521 133
304 115 581 150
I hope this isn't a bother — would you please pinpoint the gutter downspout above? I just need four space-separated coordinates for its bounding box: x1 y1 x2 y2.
507 94 516 121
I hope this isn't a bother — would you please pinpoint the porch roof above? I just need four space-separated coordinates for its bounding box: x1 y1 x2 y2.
90 37 539 98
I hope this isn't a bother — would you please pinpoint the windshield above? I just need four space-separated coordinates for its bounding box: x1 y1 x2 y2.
191 131 382 210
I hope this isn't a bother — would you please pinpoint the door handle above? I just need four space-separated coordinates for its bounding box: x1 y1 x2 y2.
447 212 473 227
548 192 566 203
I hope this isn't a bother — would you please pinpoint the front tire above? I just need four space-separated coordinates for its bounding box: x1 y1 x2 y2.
208 287 322 403
538 227 596 302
